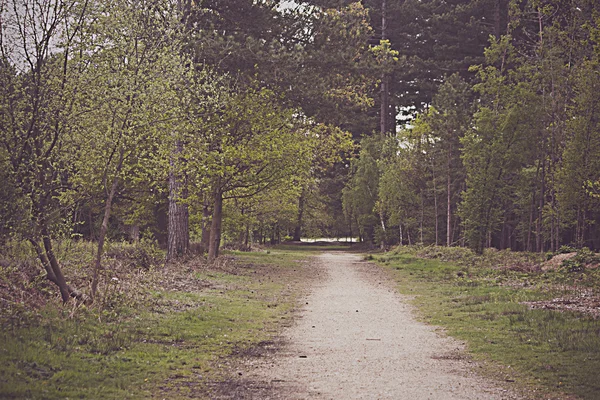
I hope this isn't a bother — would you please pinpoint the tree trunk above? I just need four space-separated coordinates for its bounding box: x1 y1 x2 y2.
380 0 388 138
91 170 120 300
379 210 386 249
420 192 424 244
537 158 546 252
29 235 85 303
208 186 223 262
270 223 280 245
129 224 140 243
167 140 189 262
446 144 452 247
201 191 211 253
399 222 403 246
431 157 439 246
293 189 306 241
33 233 68 302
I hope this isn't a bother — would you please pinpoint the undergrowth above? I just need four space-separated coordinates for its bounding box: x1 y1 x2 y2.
0 241 312 399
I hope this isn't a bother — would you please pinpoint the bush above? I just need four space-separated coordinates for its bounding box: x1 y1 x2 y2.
560 247 600 273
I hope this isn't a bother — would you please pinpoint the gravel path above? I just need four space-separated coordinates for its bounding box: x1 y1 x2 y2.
239 253 517 399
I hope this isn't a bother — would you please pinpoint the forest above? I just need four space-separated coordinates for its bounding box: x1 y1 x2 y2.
2 0 600 302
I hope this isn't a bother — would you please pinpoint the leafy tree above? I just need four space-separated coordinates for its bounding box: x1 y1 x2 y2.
66 0 188 297
378 137 421 245
459 35 543 253
195 86 313 260
557 58 600 248
342 136 382 245
178 1 376 252
418 74 473 246
0 0 89 301
291 123 353 241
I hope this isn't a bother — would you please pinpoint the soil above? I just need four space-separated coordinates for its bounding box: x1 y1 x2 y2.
211 253 519 399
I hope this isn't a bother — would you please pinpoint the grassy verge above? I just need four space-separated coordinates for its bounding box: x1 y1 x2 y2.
0 243 317 399
372 246 600 400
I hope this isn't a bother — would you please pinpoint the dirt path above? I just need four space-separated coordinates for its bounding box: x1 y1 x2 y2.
228 253 518 399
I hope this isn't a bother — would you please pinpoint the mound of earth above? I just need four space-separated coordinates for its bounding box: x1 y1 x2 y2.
540 252 577 272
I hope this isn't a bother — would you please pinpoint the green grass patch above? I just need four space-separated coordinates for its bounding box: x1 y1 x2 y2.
376 248 600 400
0 246 314 399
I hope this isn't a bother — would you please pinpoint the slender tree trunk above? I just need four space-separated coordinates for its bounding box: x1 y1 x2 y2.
208 186 223 262
91 170 120 300
452 210 460 245
399 222 403 246
41 230 70 303
29 235 85 302
129 224 140 243
420 192 424 244
379 210 386 249
201 191 211 253
446 144 452 247
537 159 546 252
293 189 306 241
245 224 250 248
527 181 537 252
380 0 388 138
29 237 58 284
167 139 189 262
431 157 439 246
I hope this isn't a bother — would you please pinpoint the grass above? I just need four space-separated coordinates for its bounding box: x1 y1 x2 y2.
374 246 600 400
6 240 597 398
0 241 316 399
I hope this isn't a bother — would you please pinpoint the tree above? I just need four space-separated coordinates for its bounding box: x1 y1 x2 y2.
290 123 353 241
557 59 600 248
0 0 89 301
173 1 376 251
196 86 313 260
378 137 421 245
460 35 542 253
342 136 382 245
418 74 473 246
66 0 188 297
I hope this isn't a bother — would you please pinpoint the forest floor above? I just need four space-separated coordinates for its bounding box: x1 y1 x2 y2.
1 242 599 399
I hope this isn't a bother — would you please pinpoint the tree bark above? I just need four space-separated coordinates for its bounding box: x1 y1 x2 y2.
35 233 68 302
431 157 439 246
201 191 211 253
129 224 140 243
380 0 389 138
208 186 223 262
446 144 452 247
167 139 189 262
29 235 86 302
293 189 306 241
494 0 501 39
379 210 386 249
91 168 120 300
399 222 403 245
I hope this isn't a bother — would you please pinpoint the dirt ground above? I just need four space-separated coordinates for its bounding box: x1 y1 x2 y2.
211 253 519 399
